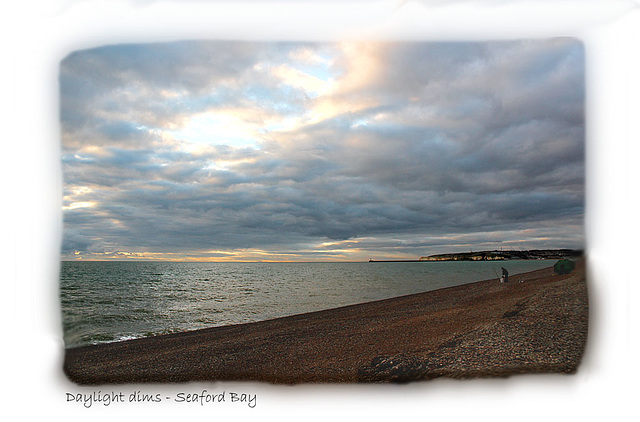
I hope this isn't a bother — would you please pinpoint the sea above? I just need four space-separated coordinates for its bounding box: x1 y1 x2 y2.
60 260 554 348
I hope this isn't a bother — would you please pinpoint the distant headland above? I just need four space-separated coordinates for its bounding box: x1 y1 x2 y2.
369 249 583 262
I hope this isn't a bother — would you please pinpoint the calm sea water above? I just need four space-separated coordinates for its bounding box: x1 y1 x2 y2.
60 260 553 348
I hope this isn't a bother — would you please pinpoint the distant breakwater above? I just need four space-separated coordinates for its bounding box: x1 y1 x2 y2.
368 260 421 263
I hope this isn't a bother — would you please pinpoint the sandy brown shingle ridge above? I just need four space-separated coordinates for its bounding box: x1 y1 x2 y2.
64 261 587 384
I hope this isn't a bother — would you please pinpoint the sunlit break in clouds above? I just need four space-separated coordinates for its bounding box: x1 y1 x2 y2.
60 40 585 262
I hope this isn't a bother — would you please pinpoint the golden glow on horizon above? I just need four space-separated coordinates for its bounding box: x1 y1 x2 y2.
65 245 368 263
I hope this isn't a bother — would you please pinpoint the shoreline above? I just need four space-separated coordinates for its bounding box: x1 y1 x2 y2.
64 261 587 384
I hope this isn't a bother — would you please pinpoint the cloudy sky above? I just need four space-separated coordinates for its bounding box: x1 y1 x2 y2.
60 39 584 262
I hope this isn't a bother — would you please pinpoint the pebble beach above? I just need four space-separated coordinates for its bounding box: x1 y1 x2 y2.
64 260 587 384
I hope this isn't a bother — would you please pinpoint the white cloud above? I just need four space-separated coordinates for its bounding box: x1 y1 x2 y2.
60 39 585 261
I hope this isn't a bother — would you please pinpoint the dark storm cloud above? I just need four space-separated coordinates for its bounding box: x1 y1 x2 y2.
60 39 585 260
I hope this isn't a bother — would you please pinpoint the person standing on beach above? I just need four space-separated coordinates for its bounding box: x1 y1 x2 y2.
501 267 509 283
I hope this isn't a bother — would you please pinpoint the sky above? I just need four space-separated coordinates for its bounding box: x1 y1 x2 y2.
59 39 585 262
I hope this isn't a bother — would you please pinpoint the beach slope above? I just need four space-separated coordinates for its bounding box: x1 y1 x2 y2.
64 261 587 384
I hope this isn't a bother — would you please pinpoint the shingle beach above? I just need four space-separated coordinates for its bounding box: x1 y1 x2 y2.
64 260 587 384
